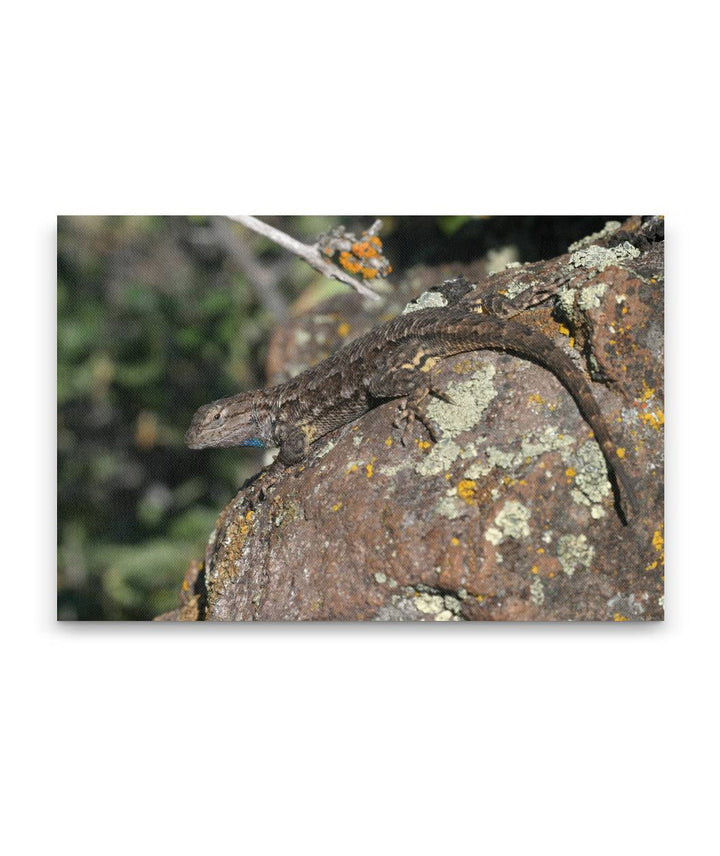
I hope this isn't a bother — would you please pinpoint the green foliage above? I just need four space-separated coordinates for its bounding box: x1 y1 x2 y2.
57 216 306 619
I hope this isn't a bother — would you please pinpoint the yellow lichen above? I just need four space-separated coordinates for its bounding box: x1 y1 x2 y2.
451 537 460 546
337 321 351 338
457 479 478 504
652 529 664 552
613 613 629 622
616 447 626 458
565 467 577 477
384 436 393 447
641 410 664 430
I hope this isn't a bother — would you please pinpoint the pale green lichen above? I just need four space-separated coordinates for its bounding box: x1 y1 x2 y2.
436 492 467 520
483 426 575 474
415 438 463 477
463 460 492 480
557 533 594 576
375 586 463 621
402 290 449 314
483 500 533 546
424 365 498 441
571 440 612 506
578 282 609 310
529 576 545 606
495 500 532 540
415 593 445 614
557 285 577 317
484 525 504 545
568 241 640 271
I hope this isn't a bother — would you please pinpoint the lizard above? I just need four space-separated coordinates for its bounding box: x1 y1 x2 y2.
185 301 639 521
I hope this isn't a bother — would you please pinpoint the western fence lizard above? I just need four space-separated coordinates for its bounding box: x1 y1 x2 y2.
185 303 638 520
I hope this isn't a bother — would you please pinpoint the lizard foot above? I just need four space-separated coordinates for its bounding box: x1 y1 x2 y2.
393 396 439 445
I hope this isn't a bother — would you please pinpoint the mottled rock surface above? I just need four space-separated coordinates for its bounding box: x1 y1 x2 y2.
162 217 664 621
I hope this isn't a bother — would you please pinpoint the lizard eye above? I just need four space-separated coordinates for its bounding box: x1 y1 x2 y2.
213 413 221 421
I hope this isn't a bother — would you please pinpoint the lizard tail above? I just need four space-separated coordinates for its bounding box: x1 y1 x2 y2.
477 317 640 519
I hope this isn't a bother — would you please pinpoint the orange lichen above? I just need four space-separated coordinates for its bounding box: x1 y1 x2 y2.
457 479 478 504
338 251 362 274
337 321 351 337
351 239 380 259
641 410 664 430
652 528 664 553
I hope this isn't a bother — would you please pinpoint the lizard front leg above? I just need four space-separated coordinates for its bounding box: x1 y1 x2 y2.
276 425 312 465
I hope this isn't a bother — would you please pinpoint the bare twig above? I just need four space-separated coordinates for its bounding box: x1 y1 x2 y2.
210 217 290 320
228 215 382 301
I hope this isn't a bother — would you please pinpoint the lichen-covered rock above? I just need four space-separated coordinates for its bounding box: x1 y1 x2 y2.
163 217 664 621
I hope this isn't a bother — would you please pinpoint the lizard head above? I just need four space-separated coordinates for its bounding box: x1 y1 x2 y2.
185 393 273 450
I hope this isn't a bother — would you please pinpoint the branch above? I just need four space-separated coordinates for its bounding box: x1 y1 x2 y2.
209 217 290 320
228 215 382 301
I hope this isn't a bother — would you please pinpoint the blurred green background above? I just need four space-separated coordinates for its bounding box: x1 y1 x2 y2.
57 215 618 619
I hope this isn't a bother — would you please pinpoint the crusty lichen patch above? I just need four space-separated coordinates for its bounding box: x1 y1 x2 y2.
578 281 609 310
557 533 594 576
415 437 464 477
485 500 532 544
569 439 612 509
483 426 576 475
423 363 497 437
568 241 641 271
374 585 464 621
529 576 545 606
402 290 449 314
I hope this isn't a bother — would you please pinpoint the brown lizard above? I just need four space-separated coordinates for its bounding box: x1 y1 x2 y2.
185 302 638 521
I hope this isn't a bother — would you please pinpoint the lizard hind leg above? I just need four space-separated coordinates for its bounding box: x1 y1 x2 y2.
392 385 440 445
368 346 446 445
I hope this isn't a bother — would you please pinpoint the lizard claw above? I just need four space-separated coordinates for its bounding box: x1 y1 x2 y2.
394 398 438 445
